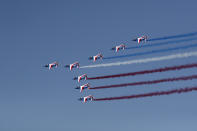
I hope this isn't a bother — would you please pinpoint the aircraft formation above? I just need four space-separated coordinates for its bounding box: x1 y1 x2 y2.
44 32 197 103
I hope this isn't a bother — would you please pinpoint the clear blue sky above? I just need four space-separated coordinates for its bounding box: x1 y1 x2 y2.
1 0 197 131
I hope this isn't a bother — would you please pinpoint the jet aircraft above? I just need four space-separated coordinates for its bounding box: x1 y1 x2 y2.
75 83 90 92
133 35 148 44
111 44 126 52
89 53 103 62
44 61 58 70
78 95 94 103
73 74 87 83
65 61 79 71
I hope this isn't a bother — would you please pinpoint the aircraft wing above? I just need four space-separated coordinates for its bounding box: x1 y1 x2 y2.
138 38 141 43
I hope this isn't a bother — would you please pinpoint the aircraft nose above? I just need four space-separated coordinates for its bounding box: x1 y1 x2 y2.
78 98 83 101
75 86 80 89
73 77 77 80
88 57 93 60
44 65 48 67
65 65 69 68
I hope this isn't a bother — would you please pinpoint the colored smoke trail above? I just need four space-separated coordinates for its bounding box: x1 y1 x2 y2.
126 37 197 50
148 32 197 42
90 75 197 90
80 51 197 69
93 86 197 101
87 63 197 80
104 43 197 60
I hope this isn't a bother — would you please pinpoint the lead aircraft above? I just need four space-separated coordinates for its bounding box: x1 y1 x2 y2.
44 61 58 70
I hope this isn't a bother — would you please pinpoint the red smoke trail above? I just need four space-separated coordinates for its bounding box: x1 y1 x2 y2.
93 86 197 101
90 75 197 90
87 63 197 80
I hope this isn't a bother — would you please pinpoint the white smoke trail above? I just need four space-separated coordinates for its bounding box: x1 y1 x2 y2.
80 51 197 69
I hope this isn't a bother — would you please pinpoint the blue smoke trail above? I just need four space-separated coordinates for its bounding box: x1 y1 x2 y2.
148 32 197 41
126 37 197 50
104 43 197 60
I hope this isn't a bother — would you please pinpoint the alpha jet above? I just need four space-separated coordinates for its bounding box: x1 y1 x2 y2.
89 53 103 62
111 44 126 52
133 35 148 44
44 61 58 70
73 74 88 83
65 61 79 71
75 83 90 92
78 95 94 103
